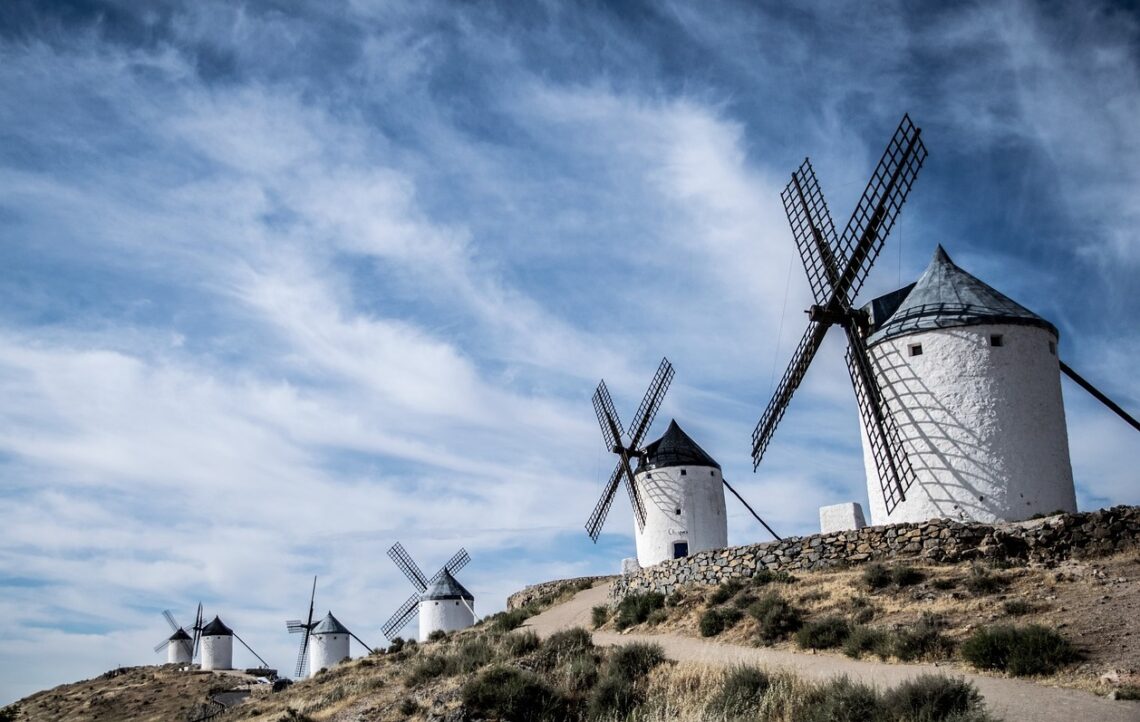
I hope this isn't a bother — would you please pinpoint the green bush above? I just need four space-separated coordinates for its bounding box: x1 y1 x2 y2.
665 591 685 607
732 591 757 609
0 706 20 722
562 653 600 693
891 565 926 587
965 566 1008 595
709 579 744 604
801 676 881 722
646 609 668 626
961 624 1079 675
539 627 594 669
747 592 803 643
405 653 452 686
1117 685 1140 700
608 642 666 681
614 592 665 630
708 666 770 717
853 606 875 624
591 605 610 629
720 607 744 626
881 674 985 721
752 569 796 586
1002 599 1035 616
796 616 850 650
930 577 957 591
587 675 639 720
397 698 419 716
386 637 406 654
501 630 541 657
892 614 954 662
843 625 890 659
461 666 566 722
699 609 725 637
490 607 534 633
454 638 495 673
862 563 892 590
427 629 448 642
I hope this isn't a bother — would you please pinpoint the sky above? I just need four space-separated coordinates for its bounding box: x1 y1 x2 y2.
1 0 1139 704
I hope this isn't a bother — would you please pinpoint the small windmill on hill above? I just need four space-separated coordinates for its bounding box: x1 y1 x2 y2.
751 114 927 522
153 604 202 665
587 357 779 569
382 543 475 642
286 576 373 679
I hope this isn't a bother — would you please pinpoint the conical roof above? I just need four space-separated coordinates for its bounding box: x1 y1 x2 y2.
420 568 473 601
168 627 192 641
200 616 233 636
866 245 1057 345
636 420 720 472
312 611 350 635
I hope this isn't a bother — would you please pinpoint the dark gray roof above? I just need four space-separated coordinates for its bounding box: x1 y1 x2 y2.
312 612 350 635
866 245 1057 345
168 628 192 641
421 568 473 601
636 420 720 472
201 616 233 636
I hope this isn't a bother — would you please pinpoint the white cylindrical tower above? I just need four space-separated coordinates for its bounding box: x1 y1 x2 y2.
859 246 1076 526
166 628 193 665
631 420 728 568
417 569 475 642
309 612 351 677
199 616 234 671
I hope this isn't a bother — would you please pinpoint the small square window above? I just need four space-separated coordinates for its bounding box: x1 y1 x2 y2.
680 469 687 476
675 508 681 516
990 334 1004 347
908 343 923 357
1049 341 1056 355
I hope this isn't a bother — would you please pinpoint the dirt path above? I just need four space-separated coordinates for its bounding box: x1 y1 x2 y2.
523 583 1140 722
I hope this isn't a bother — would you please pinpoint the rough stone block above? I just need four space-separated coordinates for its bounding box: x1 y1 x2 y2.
820 502 867 534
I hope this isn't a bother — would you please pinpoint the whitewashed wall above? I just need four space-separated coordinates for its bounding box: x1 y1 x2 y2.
200 634 232 671
632 464 727 567
417 598 474 641
309 633 349 677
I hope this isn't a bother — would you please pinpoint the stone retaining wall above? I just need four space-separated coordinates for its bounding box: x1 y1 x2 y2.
610 505 1140 601
506 575 615 610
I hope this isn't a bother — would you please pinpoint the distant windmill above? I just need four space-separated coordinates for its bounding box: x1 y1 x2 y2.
286 576 373 679
153 605 202 665
587 357 780 568
751 114 927 520
199 613 270 672
382 543 475 642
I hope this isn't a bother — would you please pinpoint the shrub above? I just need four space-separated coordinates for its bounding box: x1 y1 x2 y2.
891 565 926 587
427 629 448 642
709 579 744 604
490 608 534 633
931 577 957 591
732 591 757 609
591 605 610 629
853 606 875 624
965 566 1008 595
386 637 406 654
501 630 541 658
0 706 20 722
796 616 850 650
665 591 685 607
747 593 803 643
961 624 1079 675
892 614 954 662
801 676 881 722
753 569 796 586
461 666 566 722
843 625 890 659
615 592 665 630
862 563 892 590
405 653 451 686
699 609 725 637
1117 685 1140 700
540 627 594 667
454 638 495 673
397 698 419 715
720 607 744 626
587 675 639 720
881 674 985 721
609 642 666 681
562 653 599 693
708 666 770 717
1002 599 1035 616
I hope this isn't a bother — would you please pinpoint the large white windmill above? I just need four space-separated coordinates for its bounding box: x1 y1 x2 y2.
382 543 475 643
286 576 373 679
153 605 202 666
198 614 270 672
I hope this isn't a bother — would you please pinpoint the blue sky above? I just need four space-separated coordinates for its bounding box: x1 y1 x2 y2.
2 0 1139 703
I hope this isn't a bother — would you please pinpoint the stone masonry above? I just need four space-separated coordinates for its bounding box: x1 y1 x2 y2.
609 505 1140 602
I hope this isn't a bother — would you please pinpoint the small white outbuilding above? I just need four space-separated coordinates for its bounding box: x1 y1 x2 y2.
199 616 234 671
631 420 728 568
309 612 351 677
417 569 474 642
859 246 1077 526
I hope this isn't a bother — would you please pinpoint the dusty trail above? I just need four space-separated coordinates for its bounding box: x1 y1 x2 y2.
523 582 1140 722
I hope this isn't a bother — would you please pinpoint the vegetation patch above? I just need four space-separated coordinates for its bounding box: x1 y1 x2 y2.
707 666 771 718
461 666 567 722
709 579 744 604
608 642 666 681
961 624 1079 675
891 614 955 661
796 616 851 650
591 605 609 629
699 608 726 637
843 625 890 660
614 592 665 630
501 630 541 657
752 569 796 586
1002 599 1035 616
747 592 804 643
965 566 1009 595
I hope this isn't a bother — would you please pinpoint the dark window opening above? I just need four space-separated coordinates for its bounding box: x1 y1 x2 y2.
680 469 687 476
1049 341 1057 355
673 542 688 559
675 508 681 516
909 343 923 357
990 334 1004 347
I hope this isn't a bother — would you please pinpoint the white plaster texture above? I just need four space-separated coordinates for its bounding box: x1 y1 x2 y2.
310 632 350 677
820 502 867 533
200 634 233 671
861 323 1076 526
417 598 474 641
633 464 727 567
167 638 193 665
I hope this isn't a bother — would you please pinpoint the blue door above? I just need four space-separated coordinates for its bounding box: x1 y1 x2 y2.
673 542 688 559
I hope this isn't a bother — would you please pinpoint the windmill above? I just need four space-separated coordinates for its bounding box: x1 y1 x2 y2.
751 113 927 519
153 604 202 665
286 576 373 679
587 358 780 568
199 613 270 671
382 543 475 642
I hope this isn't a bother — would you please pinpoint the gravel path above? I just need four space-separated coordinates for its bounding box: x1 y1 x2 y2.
523 582 1140 722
